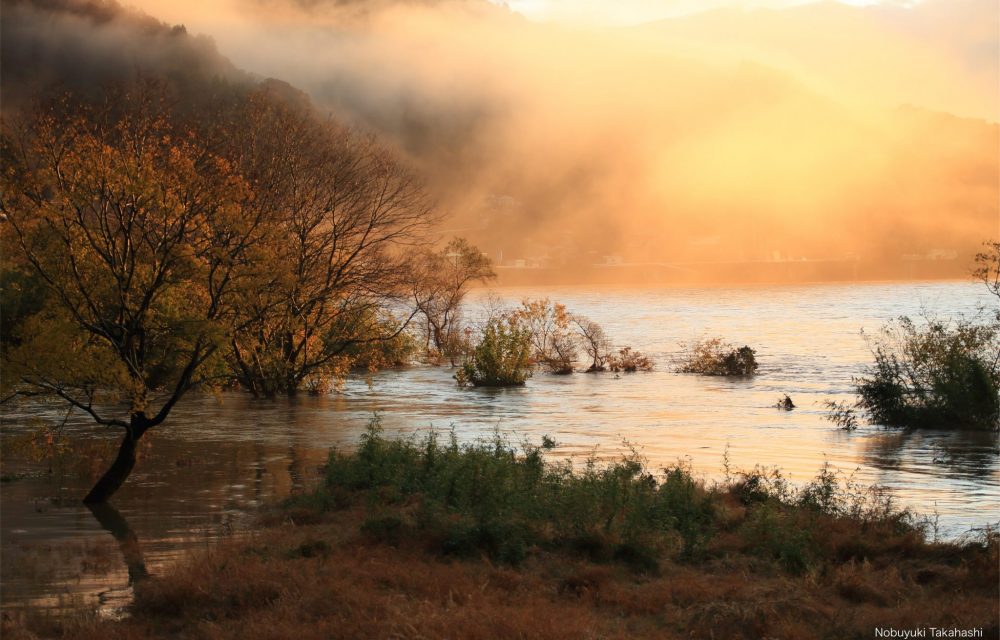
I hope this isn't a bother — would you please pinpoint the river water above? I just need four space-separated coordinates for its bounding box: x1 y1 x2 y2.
2 280 998 616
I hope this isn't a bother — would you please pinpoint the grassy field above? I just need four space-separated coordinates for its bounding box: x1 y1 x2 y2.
6 423 997 639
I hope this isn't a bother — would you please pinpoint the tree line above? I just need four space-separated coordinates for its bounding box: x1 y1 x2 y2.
0 79 492 502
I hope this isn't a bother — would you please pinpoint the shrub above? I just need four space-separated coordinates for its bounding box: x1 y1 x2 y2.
854 316 999 430
676 337 759 376
309 422 935 580
823 400 859 430
741 503 812 574
456 315 533 387
608 347 654 373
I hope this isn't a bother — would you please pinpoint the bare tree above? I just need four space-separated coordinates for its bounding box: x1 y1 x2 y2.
411 237 495 364
974 240 1000 302
218 88 435 395
571 314 611 372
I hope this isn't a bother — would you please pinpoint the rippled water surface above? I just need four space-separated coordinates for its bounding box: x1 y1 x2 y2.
2 280 998 615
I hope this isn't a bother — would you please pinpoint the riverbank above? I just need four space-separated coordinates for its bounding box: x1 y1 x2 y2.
6 427 996 640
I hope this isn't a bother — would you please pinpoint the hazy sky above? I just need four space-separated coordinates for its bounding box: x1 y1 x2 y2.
502 0 920 24
133 0 921 28
106 0 994 263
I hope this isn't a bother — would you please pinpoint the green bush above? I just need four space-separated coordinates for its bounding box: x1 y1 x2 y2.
456 315 533 387
676 337 758 376
855 316 999 430
741 503 813 574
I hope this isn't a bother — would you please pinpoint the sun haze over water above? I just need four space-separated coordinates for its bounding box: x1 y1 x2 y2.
113 0 998 285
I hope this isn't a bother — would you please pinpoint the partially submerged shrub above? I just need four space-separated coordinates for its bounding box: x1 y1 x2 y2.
676 337 759 376
508 299 655 375
775 395 795 411
456 315 533 387
824 400 859 430
854 316 999 430
608 347 654 373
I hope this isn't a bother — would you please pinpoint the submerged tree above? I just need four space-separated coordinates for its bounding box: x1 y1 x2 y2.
0 80 437 501
514 298 577 373
1 85 260 502
571 314 612 372
220 88 432 396
411 238 495 364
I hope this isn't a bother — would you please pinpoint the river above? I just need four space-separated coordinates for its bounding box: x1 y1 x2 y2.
2 280 997 617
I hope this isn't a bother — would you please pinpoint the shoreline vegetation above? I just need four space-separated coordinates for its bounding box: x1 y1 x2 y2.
6 424 997 640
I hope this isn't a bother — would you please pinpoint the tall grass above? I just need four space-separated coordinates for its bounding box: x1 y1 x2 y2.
312 420 951 575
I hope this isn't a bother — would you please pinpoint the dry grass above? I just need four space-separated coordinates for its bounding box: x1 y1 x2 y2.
6 429 997 640
5 501 996 640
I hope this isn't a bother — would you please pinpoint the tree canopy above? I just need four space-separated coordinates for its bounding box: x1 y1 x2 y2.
0 80 438 500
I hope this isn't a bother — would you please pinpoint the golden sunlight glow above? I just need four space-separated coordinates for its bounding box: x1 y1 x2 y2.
125 0 997 269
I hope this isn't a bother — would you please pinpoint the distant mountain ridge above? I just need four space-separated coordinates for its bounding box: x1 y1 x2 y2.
1 0 251 110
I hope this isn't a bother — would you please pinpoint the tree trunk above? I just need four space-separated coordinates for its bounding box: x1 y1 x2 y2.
83 418 148 504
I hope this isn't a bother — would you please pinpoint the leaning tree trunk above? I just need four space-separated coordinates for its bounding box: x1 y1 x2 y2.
83 416 150 504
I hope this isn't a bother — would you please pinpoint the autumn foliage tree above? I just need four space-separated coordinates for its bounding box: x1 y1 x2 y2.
1 85 260 502
0 80 438 501
217 87 432 396
411 237 495 364
514 298 577 373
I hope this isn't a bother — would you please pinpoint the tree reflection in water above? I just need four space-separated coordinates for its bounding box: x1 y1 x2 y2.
86 503 148 585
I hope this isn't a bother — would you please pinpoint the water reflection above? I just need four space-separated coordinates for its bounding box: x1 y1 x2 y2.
863 429 1000 479
86 503 148 585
